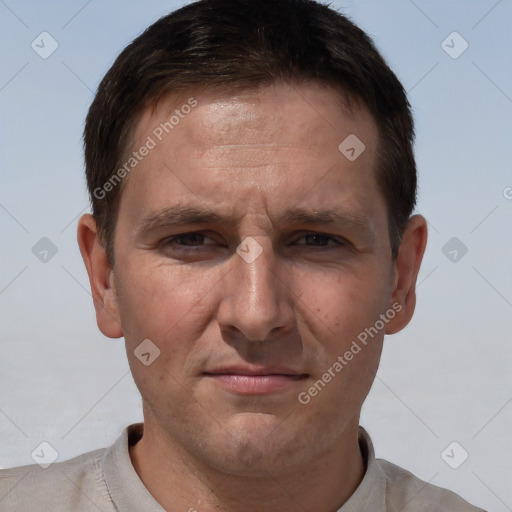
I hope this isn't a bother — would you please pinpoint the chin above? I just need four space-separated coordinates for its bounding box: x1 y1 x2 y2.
201 412 309 476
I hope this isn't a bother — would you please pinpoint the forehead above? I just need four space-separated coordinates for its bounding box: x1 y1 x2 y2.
120 82 383 230
134 82 371 152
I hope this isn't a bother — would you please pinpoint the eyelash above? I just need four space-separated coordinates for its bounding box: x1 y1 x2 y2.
296 233 345 247
159 232 346 250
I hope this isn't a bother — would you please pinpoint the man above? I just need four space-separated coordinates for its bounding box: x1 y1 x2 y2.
0 0 486 510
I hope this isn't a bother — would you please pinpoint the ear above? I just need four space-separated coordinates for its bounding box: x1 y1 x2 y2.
385 214 428 335
77 214 123 338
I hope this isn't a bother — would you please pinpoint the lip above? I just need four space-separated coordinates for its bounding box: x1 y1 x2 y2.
203 366 309 395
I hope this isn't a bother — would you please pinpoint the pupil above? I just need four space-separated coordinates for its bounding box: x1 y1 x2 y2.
309 234 328 246
181 234 204 245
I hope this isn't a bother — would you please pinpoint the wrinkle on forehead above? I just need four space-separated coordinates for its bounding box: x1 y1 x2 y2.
206 144 309 149
132 81 369 152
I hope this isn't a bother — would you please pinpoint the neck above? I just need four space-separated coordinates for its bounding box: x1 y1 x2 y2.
129 418 366 512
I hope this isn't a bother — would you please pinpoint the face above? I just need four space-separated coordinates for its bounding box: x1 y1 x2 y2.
81 82 422 477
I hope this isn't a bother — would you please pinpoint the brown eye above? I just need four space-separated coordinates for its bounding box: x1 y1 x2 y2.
304 234 332 246
174 233 207 246
296 234 343 247
160 232 215 251
157 232 226 263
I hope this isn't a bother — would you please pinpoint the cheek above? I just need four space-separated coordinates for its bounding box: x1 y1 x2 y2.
116 260 225 347
294 264 390 341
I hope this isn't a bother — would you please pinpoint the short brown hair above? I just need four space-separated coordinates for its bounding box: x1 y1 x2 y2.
84 0 416 263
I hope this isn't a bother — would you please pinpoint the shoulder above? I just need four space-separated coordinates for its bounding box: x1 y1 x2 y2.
376 458 487 512
0 446 113 511
354 427 487 512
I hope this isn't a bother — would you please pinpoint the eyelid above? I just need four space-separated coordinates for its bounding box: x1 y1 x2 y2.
159 229 350 248
293 231 347 244
160 230 221 247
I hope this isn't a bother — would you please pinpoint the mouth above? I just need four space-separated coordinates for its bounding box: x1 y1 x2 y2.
203 366 309 395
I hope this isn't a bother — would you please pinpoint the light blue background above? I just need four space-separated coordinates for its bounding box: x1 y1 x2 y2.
1 1 511 510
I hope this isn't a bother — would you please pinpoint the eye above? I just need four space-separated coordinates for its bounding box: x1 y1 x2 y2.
157 231 225 262
168 233 210 246
295 233 345 247
159 232 218 251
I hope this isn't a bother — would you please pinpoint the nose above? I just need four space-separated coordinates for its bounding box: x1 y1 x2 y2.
216 237 295 343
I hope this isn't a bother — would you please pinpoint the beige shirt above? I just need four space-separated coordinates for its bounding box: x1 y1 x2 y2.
0 423 486 511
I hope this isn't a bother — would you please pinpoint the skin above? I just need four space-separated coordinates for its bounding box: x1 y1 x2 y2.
78 82 427 512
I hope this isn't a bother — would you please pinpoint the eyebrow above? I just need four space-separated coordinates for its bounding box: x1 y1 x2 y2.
277 208 376 243
137 205 375 242
136 206 231 233
277 208 370 230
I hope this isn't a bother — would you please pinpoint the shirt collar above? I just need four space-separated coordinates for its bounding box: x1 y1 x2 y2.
102 423 165 511
336 426 387 511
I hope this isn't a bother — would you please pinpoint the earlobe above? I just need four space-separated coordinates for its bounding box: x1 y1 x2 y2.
385 215 428 335
77 214 124 339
